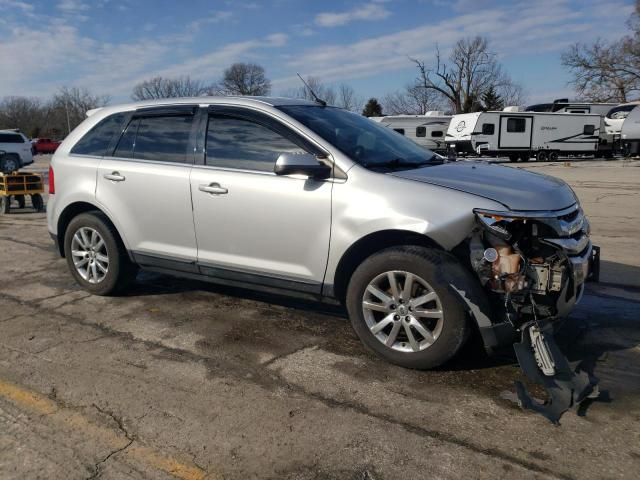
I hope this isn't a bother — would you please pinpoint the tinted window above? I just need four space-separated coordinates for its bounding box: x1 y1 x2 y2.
584 124 596 135
206 115 305 172
278 106 437 169
113 115 193 163
606 104 636 119
0 133 24 143
507 118 526 133
481 123 495 135
393 128 405 135
71 113 126 156
431 130 443 137
416 126 426 137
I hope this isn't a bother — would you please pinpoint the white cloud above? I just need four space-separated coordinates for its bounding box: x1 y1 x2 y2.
315 3 391 27
57 0 89 12
187 11 233 33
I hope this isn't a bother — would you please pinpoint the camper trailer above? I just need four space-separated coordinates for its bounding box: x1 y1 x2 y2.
620 104 640 156
526 99 619 156
370 112 451 152
445 107 601 161
603 102 640 152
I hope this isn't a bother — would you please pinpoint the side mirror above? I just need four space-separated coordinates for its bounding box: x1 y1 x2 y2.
274 152 331 179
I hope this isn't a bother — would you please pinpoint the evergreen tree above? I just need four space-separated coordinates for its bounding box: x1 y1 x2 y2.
482 86 504 111
362 98 383 117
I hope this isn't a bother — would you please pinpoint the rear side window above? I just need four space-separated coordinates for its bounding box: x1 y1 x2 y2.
71 113 126 156
393 128 405 135
507 118 526 133
583 124 596 135
0 133 24 143
481 123 495 135
113 115 194 163
431 130 443 137
416 126 426 137
206 115 305 172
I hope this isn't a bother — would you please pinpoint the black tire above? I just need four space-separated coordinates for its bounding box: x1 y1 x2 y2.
548 151 559 162
63 212 137 295
346 246 486 370
519 153 530 162
0 196 10 215
537 151 548 162
508 154 519 163
31 193 44 212
0 154 20 174
15 195 26 209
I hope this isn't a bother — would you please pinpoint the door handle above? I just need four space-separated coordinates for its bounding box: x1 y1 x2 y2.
104 172 126 182
199 183 228 195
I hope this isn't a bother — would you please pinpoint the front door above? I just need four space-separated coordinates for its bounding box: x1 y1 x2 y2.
96 108 199 268
189 107 332 293
499 115 533 149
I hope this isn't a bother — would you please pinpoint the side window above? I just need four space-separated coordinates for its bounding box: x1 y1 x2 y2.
113 115 194 163
481 123 495 135
431 130 444 138
583 124 596 135
133 115 193 163
0 133 24 143
206 115 306 172
393 128 405 135
71 113 126 156
113 118 139 159
507 118 526 133
416 126 426 137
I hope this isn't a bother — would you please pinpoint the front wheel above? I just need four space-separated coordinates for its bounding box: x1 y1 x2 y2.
346 246 484 369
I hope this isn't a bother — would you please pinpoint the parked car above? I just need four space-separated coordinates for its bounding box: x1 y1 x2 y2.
32 137 62 155
0 130 33 173
47 97 597 369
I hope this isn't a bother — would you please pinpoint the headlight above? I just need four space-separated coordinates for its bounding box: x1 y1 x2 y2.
473 209 529 241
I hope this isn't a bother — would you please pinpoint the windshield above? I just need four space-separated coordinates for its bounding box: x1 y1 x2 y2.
277 105 437 169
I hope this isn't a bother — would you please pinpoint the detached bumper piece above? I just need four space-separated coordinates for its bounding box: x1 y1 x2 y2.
513 323 599 424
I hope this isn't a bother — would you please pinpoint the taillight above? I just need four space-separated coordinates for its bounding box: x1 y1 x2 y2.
48 165 55 194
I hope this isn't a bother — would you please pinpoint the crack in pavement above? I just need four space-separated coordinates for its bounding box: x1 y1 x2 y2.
1 290 574 480
0 235 55 253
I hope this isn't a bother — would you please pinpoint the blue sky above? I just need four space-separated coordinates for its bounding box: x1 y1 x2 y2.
0 0 635 105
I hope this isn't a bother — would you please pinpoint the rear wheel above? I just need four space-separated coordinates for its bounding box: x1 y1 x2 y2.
548 151 559 162
508 154 519 163
64 212 137 295
346 246 484 369
0 154 20 174
537 151 548 162
15 195 26 209
31 194 44 212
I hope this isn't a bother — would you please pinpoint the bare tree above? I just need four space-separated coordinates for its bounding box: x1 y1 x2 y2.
49 87 111 135
0 96 45 137
383 83 444 115
221 63 271 96
562 1 640 102
336 83 364 112
411 36 523 113
132 76 212 101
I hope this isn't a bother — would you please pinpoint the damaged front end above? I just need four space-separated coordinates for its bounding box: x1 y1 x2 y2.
468 204 601 422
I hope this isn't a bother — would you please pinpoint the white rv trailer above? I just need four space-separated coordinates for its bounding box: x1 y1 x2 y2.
603 101 640 142
525 99 619 156
445 107 601 161
370 111 451 152
620 104 640 155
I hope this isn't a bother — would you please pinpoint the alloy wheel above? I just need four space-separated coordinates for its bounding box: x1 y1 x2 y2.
70 227 109 284
362 270 444 353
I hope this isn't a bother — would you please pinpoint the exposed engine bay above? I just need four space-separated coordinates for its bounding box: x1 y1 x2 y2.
465 204 601 423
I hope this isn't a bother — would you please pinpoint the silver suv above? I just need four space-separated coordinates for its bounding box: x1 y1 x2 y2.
47 97 597 369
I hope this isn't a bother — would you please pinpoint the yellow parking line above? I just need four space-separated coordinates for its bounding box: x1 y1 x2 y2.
0 378 214 480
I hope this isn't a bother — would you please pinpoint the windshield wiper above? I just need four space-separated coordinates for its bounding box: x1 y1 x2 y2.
363 157 435 170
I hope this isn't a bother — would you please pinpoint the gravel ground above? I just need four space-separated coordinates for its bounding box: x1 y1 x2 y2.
0 155 638 479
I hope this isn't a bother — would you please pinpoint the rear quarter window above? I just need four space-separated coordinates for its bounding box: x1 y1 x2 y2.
71 113 127 156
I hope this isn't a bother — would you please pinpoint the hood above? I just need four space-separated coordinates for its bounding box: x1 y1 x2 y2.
391 161 576 211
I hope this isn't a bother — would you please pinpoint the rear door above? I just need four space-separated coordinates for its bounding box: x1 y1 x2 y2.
96 106 199 269
499 115 533 149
